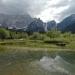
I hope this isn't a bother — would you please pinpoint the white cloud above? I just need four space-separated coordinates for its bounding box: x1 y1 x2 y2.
36 0 70 22
0 0 49 15
0 0 75 22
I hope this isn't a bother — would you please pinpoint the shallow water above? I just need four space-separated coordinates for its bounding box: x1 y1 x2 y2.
0 50 75 75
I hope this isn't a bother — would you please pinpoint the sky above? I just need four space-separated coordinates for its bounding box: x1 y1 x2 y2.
0 0 74 22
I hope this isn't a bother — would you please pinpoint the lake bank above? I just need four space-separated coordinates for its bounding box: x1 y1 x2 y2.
0 39 75 52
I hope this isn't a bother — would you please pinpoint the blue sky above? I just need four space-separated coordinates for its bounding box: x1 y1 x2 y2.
0 0 74 22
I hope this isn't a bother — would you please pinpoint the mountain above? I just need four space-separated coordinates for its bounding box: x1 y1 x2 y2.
0 14 34 28
26 18 45 33
0 14 57 33
47 20 56 30
0 14 46 32
57 14 75 32
63 22 75 33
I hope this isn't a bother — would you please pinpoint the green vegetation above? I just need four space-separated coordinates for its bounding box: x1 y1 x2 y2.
0 28 75 52
0 28 10 39
46 29 61 39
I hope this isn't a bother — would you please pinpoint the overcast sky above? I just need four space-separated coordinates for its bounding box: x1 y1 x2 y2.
0 0 75 22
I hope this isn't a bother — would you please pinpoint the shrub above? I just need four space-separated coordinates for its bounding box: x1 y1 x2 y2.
62 32 72 38
20 32 28 39
29 32 46 40
46 29 61 39
0 28 10 39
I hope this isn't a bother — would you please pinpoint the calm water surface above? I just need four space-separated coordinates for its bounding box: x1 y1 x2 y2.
0 50 75 75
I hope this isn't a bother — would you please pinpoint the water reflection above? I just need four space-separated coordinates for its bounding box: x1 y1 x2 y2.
0 50 75 75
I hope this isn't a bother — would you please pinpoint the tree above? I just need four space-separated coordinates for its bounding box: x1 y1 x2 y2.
46 29 61 39
30 32 46 40
0 28 10 39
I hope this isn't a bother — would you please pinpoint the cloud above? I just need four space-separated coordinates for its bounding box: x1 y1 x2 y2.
0 0 49 16
0 0 75 22
36 0 71 22
58 0 75 21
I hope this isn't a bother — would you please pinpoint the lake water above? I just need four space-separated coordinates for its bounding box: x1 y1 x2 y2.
0 50 75 75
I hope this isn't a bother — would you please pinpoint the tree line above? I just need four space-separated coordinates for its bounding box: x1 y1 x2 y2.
0 28 73 40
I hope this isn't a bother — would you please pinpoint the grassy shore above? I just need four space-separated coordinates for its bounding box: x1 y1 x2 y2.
0 38 75 52
0 28 75 52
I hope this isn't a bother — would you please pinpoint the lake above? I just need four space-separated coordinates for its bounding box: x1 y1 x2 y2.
0 50 75 75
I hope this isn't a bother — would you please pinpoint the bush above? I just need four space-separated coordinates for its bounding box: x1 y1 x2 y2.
20 32 28 39
46 29 61 39
9 31 17 39
29 32 46 40
0 28 10 39
62 32 72 38
9 31 28 39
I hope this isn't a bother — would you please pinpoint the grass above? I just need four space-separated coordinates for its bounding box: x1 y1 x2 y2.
0 37 75 53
